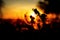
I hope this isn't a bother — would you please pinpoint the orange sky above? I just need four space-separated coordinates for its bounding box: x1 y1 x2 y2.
2 0 39 19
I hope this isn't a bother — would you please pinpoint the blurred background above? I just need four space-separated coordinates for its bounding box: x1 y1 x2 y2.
0 0 60 32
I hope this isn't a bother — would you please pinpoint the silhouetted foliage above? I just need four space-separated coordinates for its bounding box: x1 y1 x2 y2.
0 0 4 7
38 0 60 14
0 19 60 32
0 0 4 18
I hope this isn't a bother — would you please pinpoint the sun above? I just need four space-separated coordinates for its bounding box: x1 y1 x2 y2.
30 10 36 18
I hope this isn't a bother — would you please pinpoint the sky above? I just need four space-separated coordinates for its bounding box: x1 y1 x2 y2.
2 0 39 19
